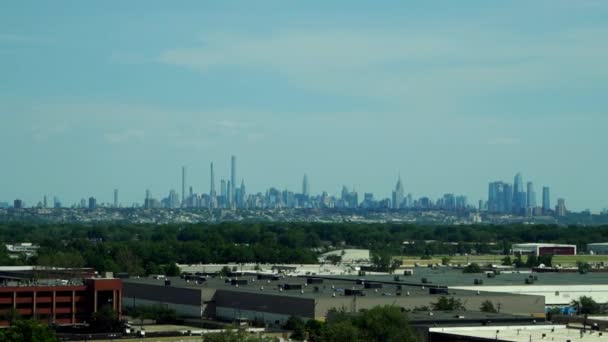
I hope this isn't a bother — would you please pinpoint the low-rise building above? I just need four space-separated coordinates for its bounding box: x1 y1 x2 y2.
123 274 545 326
511 243 576 256
588 243 608 255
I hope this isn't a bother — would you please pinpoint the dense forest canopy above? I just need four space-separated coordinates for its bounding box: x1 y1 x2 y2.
1 222 607 276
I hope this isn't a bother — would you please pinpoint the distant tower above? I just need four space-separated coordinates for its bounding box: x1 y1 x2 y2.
113 189 119 208
542 187 551 213
392 176 404 209
513 172 524 213
181 166 187 206
302 174 310 196
231 155 237 201
43 195 48 208
526 182 536 208
88 197 97 210
13 199 23 209
227 181 233 207
556 198 567 217
210 162 216 196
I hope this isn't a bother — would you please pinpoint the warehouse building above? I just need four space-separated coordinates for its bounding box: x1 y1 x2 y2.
511 243 576 256
588 243 608 255
123 274 545 325
349 268 608 307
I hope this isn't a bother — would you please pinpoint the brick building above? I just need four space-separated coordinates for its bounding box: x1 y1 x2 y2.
0 278 121 326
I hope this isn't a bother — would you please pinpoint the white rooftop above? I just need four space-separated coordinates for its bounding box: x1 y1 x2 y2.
431 325 607 342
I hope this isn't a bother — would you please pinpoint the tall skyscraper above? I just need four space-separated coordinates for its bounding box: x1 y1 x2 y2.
43 195 48 208
88 197 97 210
556 198 567 217
302 174 309 196
227 181 233 207
542 187 551 213
210 162 216 196
513 172 524 212
526 182 536 208
220 179 227 207
113 189 118 208
392 176 404 209
181 166 186 206
231 155 237 201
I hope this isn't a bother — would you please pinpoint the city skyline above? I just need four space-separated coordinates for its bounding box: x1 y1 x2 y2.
1 154 571 215
1 2 607 211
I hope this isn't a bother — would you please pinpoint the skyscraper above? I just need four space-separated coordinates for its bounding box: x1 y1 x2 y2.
181 166 186 206
526 182 536 208
113 189 118 208
513 172 524 213
43 195 48 209
210 162 216 196
227 181 233 207
392 176 404 209
556 198 567 217
88 197 97 210
542 187 551 213
302 174 309 196
231 155 236 201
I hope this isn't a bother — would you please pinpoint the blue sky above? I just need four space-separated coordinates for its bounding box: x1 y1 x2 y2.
1 1 607 211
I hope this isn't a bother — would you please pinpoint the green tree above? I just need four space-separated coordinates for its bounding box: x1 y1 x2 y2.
526 255 538 268
431 297 466 311
163 263 181 277
462 263 482 273
0 320 59 342
538 254 553 267
513 255 525 268
284 316 306 340
355 306 419 342
501 256 512 266
441 257 451 266
371 252 391 272
577 261 592 274
480 300 498 313
322 320 360 342
571 296 603 315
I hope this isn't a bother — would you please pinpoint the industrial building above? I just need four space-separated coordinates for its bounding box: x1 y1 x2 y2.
588 243 608 255
350 268 608 307
511 243 576 256
123 273 545 326
0 267 122 327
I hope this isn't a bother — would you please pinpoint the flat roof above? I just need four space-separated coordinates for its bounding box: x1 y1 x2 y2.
124 274 519 300
431 325 606 342
328 267 608 287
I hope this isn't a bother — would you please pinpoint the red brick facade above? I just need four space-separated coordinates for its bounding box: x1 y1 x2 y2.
0 278 121 327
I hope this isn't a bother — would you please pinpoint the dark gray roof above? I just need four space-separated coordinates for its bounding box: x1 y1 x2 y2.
328 267 608 287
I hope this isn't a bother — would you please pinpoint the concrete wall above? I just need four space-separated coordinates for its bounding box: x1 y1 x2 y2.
123 282 204 317
451 285 608 305
215 306 293 325
123 297 202 318
214 290 315 318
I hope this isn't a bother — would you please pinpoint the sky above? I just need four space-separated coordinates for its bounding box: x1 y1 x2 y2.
1 1 607 211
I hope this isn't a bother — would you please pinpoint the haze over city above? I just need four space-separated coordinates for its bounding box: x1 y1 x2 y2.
1 1 607 211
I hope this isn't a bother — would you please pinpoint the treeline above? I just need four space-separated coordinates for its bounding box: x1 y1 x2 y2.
1 222 607 276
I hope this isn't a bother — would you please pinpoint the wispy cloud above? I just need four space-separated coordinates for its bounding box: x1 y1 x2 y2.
158 28 608 105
